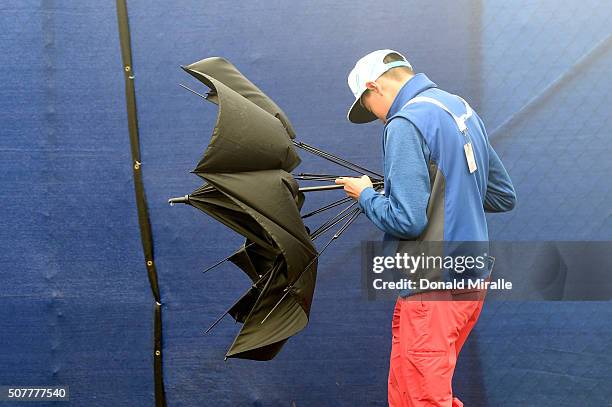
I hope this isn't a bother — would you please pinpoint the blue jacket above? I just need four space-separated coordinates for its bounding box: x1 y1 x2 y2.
357 73 516 294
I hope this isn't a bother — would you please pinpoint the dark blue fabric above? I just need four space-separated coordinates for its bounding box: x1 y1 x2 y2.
1 0 610 406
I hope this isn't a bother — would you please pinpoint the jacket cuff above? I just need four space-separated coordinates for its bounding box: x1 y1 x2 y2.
358 186 377 211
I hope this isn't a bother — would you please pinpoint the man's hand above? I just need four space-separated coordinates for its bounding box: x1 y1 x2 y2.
335 175 373 200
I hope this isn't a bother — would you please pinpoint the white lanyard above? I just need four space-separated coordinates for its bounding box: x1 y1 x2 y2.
400 94 478 173
400 95 473 134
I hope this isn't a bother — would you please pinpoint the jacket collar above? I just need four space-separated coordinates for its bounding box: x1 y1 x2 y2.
385 73 437 120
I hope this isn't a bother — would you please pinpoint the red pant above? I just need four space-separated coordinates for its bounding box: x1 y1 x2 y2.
388 289 487 407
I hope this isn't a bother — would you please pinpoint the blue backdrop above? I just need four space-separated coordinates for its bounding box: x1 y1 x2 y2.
1 0 611 406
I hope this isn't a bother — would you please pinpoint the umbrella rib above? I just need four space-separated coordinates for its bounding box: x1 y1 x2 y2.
309 201 359 240
295 144 376 178
261 207 362 324
301 196 352 219
294 176 348 182
294 172 382 183
202 241 256 274
293 140 383 179
296 172 358 178
204 303 234 334
179 83 211 101
204 267 274 334
293 140 380 177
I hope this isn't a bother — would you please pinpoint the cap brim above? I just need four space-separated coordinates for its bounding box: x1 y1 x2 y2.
347 96 378 124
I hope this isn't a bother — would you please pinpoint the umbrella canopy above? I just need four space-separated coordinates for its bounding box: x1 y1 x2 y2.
182 56 296 139
175 57 317 360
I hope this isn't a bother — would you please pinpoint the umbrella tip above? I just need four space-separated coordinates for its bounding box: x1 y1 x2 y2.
168 195 189 205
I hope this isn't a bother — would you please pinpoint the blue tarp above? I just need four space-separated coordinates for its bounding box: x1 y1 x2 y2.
1 1 610 405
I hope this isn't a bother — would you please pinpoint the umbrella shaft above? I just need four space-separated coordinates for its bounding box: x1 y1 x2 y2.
299 181 382 193
299 184 344 192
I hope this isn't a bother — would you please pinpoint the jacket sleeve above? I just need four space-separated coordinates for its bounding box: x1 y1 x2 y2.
357 118 430 238
484 140 517 212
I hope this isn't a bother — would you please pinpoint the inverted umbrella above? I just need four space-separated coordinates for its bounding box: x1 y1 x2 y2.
169 57 382 360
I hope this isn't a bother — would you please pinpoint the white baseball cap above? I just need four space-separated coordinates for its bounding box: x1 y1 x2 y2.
347 49 413 123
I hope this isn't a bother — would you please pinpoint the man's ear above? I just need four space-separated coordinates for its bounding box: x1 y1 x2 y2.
365 80 382 96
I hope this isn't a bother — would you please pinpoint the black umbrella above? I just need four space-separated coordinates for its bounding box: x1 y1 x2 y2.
169 57 383 360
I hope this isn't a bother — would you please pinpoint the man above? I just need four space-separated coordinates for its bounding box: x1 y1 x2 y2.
335 49 516 406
